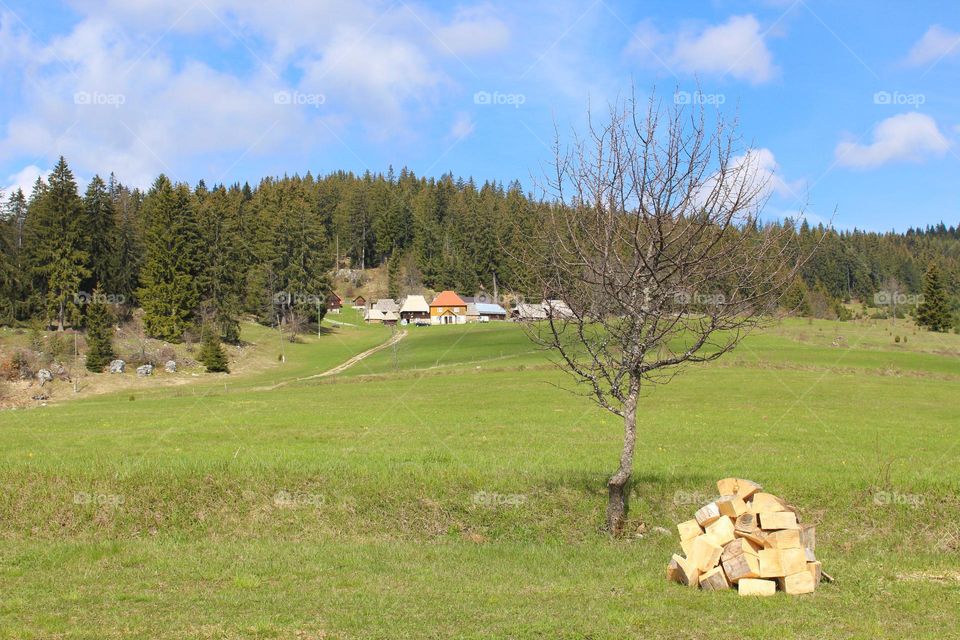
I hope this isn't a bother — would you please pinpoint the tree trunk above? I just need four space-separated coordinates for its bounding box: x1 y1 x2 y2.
606 378 639 536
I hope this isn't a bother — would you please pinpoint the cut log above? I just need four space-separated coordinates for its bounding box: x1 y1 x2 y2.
680 537 697 557
706 516 736 546
667 554 700 587
695 502 722 527
800 524 816 551
699 565 730 591
735 479 763 500
690 535 724 573
738 578 776 596
780 548 807 576
734 512 756 534
807 560 822 585
758 549 784 578
758 511 799 531
717 495 748 518
780 571 816 595
717 477 738 495
722 553 759 584
677 519 703 541
721 538 760 564
750 492 787 514
766 529 801 549
744 552 761 576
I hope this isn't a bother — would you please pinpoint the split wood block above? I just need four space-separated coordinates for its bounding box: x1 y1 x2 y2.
717 477 739 496
804 548 816 563
735 479 763 500
695 502 722 527
706 516 736 546
734 512 756 534
721 538 760 564
807 560 822 585
758 511 799 531
738 578 776 596
690 535 724 573
758 549 784 578
680 537 697 558
744 553 761 576
780 571 816 595
667 554 700 587
766 528 802 549
800 524 816 551
722 553 759 584
750 492 787 514
677 519 703 541
780 548 807 576
717 495 748 518
699 565 730 591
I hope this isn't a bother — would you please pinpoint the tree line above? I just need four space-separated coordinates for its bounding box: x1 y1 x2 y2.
0 156 957 343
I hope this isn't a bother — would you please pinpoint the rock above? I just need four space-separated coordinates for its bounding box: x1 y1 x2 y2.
109 360 125 374
36 369 53 384
50 362 66 376
31 392 49 401
164 360 177 373
136 364 153 377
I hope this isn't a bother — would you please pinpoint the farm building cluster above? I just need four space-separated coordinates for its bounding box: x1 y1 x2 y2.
326 290 573 326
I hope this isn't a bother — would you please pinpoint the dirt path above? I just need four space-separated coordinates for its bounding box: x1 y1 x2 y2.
264 329 407 390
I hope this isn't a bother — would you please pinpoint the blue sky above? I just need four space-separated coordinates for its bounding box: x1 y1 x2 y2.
0 0 958 232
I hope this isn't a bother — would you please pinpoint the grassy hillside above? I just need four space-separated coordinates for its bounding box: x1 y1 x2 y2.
1 316 958 638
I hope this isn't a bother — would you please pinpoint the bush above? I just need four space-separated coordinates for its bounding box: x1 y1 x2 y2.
894 335 901 343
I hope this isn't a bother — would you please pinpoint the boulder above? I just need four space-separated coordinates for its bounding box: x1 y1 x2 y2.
164 360 177 373
109 359 125 374
136 364 153 377
36 369 53 384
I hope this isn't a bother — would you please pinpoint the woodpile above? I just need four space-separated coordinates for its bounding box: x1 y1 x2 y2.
666 478 826 596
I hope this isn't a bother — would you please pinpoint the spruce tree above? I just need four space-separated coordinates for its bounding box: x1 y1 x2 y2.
916 263 952 332
138 176 201 341
196 186 244 342
85 291 115 372
198 328 229 373
81 175 118 294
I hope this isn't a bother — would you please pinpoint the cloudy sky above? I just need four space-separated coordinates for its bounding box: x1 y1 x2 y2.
0 0 958 231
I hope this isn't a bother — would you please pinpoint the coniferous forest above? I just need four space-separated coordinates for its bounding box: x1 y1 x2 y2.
0 156 958 343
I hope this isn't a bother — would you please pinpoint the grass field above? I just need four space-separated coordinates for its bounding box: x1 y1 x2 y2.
1 313 959 638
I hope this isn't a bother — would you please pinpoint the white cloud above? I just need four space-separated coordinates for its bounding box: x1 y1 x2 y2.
835 113 950 169
626 15 778 84
3 164 45 196
694 147 799 211
436 6 510 56
903 25 960 67
448 112 475 140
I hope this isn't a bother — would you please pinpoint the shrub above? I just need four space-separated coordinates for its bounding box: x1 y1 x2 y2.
198 330 229 373
894 335 901 343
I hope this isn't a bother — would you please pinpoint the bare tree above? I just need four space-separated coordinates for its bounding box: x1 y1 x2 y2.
517 90 817 535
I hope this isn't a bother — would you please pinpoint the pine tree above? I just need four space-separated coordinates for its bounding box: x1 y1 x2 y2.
196 186 244 342
84 291 115 372
198 328 229 373
138 176 201 341
24 157 90 330
916 263 952 332
81 175 118 294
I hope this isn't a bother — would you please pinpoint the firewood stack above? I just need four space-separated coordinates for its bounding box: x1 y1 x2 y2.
666 478 823 596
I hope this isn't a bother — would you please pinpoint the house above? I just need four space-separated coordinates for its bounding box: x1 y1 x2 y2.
430 290 468 325
476 302 507 321
512 300 573 321
465 303 480 323
352 295 366 307
327 292 342 314
399 295 430 323
364 299 399 324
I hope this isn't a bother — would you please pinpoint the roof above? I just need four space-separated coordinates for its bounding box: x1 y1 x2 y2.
476 303 507 315
465 303 479 316
373 299 399 312
514 302 547 320
328 292 342 302
382 311 398 321
431 290 466 307
400 295 429 313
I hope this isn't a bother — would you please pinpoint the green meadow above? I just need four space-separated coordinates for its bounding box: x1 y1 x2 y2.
1 311 958 639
